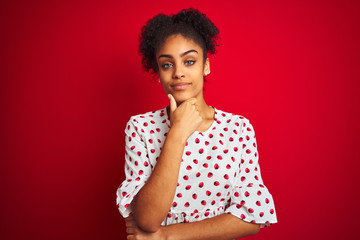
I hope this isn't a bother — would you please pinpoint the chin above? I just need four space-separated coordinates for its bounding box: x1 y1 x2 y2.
172 93 192 103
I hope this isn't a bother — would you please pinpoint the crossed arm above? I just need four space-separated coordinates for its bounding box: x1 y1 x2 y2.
126 212 259 240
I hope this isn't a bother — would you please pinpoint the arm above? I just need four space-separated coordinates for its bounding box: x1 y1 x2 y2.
126 213 260 240
132 126 186 232
162 214 260 240
132 95 202 233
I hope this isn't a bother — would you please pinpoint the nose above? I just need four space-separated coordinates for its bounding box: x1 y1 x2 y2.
173 65 185 79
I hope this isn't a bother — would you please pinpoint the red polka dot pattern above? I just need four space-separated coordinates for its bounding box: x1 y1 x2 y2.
116 107 277 228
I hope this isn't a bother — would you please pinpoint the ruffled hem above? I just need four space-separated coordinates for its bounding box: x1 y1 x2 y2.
162 206 226 225
225 207 277 228
116 180 146 217
225 183 277 228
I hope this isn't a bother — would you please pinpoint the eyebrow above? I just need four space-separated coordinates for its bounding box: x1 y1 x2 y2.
158 49 198 59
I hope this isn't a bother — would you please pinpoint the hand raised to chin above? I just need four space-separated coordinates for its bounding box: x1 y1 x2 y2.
167 94 202 139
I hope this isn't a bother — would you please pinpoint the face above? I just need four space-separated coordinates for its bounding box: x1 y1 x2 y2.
156 34 210 104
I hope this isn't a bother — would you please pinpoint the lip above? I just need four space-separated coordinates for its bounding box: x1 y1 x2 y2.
171 82 191 91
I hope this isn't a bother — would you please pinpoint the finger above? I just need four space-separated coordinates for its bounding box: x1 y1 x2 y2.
125 216 134 222
168 94 177 114
126 227 136 234
126 221 136 227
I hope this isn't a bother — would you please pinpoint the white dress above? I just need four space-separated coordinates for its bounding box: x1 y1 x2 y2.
116 107 277 228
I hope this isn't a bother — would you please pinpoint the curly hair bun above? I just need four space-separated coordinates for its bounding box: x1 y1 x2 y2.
139 8 219 74
172 8 219 55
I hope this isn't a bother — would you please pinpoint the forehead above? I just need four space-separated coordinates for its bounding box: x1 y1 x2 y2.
156 34 203 57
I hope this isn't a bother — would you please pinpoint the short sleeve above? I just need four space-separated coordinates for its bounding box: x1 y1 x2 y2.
225 119 277 228
116 117 152 217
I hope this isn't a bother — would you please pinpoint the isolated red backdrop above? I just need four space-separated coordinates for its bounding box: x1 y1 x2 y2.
1 0 359 239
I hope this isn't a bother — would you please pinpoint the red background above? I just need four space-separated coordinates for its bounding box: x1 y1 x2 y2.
1 0 359 239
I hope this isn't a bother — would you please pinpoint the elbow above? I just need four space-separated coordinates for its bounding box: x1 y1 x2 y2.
137 222 161 233
135 217 161 233
250 224 260 235
131 202 162 233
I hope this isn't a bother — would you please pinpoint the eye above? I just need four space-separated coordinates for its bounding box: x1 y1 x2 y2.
161 63 173 69
185 60 195 66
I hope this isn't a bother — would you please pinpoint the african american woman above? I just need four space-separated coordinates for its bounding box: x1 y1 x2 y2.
116 8 277 240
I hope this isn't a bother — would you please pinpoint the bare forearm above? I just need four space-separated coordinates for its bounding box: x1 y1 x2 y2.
133 128 187 232
162 213 260 240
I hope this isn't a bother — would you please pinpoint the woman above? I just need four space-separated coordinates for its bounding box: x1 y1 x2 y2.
117 8 277 239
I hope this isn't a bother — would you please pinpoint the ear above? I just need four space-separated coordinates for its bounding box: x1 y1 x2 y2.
203 58 210 76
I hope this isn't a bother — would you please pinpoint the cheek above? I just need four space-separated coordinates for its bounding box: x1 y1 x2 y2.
192 75 204 90
159 69 172 79
193 67 205 82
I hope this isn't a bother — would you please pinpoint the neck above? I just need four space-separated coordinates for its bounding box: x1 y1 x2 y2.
196 100 213 120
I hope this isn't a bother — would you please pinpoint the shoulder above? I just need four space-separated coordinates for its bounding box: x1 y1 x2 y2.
215 108 251 126
214 107 257 137
125 107 169 135
128 107 167 124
